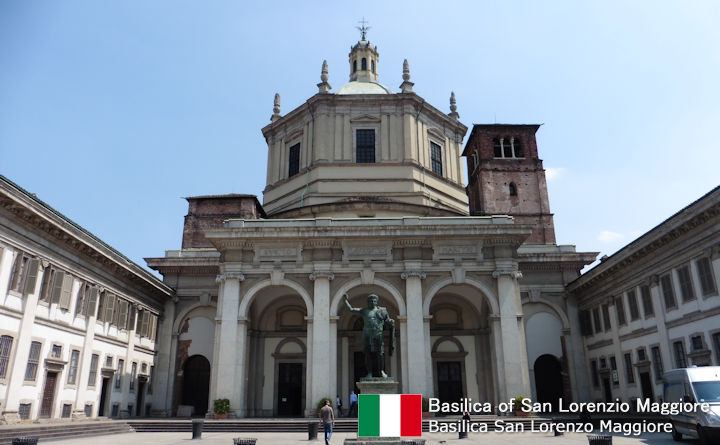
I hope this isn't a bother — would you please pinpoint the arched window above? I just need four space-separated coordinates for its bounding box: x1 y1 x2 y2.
371 60 375 73
509 183 518 196
493 138 502 157
361 58 367 70
353 60 357 73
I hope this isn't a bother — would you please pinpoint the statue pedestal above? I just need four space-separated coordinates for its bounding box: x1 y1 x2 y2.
345 378 426 445
356 378 400 395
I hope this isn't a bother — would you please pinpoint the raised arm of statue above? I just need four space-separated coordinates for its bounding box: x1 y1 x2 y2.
343 293 360 313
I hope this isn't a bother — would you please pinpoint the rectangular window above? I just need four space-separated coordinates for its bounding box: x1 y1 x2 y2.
288 143 300 177
624 353 635 383
105 355 113 368
130 362 137 390
19 403 31 420
615 297 626 325
88 354 99 387
602 304 611 332
115 299 128 328
691 335 704 351
592 307 602 333
51 344 62 358
627 290 640 320
430 142 443 175
637 348 646 361
25 341 42 381
661 274 677 310
40 268 55 303
115 359 124 389
355 129 375 163
62 403 72 418
651 346 664 380
696 257 717 296
84 404 92 417
677 266 696 302
111 404 119 417
67 350 80 384
640 285 654 318
610 356 618 384
0 335 13 379
579 310 593 336
590 360 599 387
673 341 687 368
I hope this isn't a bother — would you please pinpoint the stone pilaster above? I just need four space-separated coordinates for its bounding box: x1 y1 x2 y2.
210 271 245 417
401 269 427 395
151 297 176 416
73 296 100 413
492 267 530 401
309 270 333 410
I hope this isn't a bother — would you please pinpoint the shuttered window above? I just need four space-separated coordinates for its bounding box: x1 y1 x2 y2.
640 285 654 317
615 297 626 325
140 310 150 337
100 293 116 323
75 283 86 315
40 268 55 302
86 287 99 317
25 341 42 381
51 270 65 304
9 253 29 292
58 273 74 310
677 266 695 302
661 274 676 310
115 299 128 328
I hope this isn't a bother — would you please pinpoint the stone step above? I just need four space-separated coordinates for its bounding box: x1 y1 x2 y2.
0 421 133 445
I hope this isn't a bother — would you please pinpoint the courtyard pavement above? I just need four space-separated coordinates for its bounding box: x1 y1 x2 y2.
41 431 699 444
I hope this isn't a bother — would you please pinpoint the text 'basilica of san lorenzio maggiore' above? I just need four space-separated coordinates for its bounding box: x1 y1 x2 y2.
1 30 719 422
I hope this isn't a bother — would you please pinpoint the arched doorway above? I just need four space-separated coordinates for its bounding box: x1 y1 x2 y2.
534 354 563 411
182 355 210 416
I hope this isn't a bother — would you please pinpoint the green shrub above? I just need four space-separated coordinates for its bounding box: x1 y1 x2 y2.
511 395 528 412
213 398 230 415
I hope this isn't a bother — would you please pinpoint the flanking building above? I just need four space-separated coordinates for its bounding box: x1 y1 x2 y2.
0 176 173 423
568 186 720 404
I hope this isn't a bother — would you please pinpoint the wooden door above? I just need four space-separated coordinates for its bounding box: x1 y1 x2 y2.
40 372 58 417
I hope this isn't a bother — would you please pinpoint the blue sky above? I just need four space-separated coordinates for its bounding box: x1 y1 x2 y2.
1 1 718 274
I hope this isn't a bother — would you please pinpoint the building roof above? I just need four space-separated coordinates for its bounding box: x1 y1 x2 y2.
568 184 720 293
0 174 173 299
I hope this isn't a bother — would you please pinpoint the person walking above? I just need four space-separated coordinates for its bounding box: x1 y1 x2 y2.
349 391 358 417
335 395 343 418
319 399 335 445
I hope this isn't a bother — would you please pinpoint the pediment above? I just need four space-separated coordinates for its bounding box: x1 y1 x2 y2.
427 126 447 141
349 114 381 124
284 128 304 142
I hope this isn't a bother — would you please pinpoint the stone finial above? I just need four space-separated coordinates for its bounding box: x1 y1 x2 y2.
271 93 281 121
399 59 414 93
317 60 331 94
448 91 459 120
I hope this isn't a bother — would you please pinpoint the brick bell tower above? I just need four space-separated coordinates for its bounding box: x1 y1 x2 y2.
462 124 556 244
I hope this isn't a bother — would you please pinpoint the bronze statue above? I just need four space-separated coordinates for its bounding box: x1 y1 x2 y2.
343 293 395 378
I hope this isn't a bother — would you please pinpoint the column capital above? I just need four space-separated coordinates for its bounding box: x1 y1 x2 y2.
492 270 523 280
648 274 660 287
401 270 426 280
216 272 245 283
309 271 334 281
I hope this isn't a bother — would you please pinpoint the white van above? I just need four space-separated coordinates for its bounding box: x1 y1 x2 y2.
663 366 720 444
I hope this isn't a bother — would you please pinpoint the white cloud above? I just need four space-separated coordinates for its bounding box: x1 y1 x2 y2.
597 230 623 242
545 167 566 182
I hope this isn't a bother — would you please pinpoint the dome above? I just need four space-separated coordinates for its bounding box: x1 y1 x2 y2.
335 81 393 95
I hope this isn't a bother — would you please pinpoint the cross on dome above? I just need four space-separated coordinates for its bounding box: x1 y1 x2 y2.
356 17 370 40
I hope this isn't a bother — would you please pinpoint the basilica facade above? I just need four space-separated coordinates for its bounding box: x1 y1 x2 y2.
145 34 597 418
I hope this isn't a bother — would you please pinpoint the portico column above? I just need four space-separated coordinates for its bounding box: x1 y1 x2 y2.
210 270 245 417
492 268 530 402
309 270 333 413
402 270 427 396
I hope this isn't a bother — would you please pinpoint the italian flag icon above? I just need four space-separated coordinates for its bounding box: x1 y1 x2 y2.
358 394 422 437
